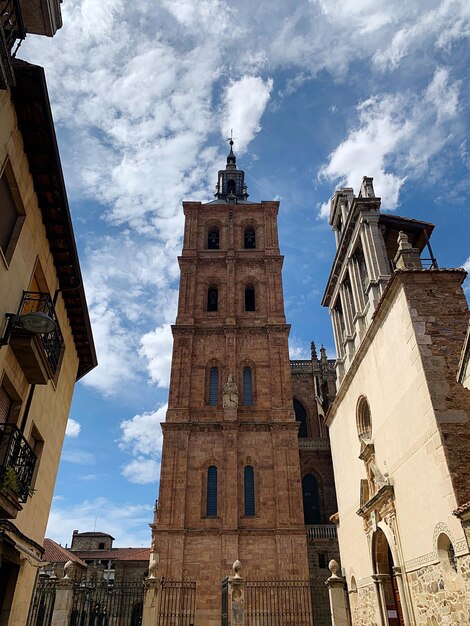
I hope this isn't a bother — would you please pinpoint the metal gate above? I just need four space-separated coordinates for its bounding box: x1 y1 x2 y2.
28 579 56 626
310 580 331 626
245 580 314 626
157 579 196 626
70 580 144 626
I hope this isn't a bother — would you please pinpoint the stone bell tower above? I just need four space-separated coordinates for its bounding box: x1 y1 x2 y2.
152 141 309 624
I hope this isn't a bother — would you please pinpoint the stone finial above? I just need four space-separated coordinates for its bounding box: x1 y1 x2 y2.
360 176 375 198
223 374 239 409
233 559 242 579
63 560 74 580
328 559 340 578
310 341 318 361
320 345 328 364
394 231 423 270
148 558 159 580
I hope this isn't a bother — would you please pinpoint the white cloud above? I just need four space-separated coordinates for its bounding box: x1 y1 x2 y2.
318 68 460 215
140 325 174 389
121 458 161 485
120 405 167 458
65 419 81 438
221 76 274 153
462 257 470 272
46 497 153 547
62 450 95 465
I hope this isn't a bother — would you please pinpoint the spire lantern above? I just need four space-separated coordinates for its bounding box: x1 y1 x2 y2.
214 133 249 203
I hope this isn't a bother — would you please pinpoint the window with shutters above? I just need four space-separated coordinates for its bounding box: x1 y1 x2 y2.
243 367 253 406
206 465 217 516
0 161 25 264
0 377 21 425
244 465 255 516
245 286 255 311
293 398 308 438
207 287 218 312
209 367 219 405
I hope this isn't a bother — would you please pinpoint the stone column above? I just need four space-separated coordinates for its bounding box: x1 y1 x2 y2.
371 573 389 626
142 576 161 626
392 566 413 626
51 565 74 626
227 560 245 626
326 560 351 626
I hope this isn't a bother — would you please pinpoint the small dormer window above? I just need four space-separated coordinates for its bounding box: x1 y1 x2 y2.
98 542 105 550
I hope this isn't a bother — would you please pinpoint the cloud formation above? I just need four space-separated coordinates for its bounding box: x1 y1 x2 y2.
65 419 81 438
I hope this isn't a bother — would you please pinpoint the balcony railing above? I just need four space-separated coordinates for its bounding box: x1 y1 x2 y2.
1 0 25 53
10 291 64 383
306 525 337 541
0 423 37 503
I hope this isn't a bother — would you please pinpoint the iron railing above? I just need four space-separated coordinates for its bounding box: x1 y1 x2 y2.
0 422 37 502
245 580 314 626
70 580 144 626
28 578 56 626
16 291 64 375
157 579 196 626
0 0 25 53
306 525 337 541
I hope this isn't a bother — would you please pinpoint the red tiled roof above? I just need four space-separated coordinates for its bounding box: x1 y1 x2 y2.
72 547 150 561
453 501 470 517
43 539 87 567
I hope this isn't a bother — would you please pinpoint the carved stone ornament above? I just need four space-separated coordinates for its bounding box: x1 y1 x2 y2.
233 559 242 579
223 374 239 408
63 560 74 580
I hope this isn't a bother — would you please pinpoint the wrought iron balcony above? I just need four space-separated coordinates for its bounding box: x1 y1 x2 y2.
306 524 337 541
0 0 26 88
9 291 64 384
0 423 37 517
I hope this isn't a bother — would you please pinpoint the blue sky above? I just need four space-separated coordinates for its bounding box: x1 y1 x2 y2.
22 0 470 547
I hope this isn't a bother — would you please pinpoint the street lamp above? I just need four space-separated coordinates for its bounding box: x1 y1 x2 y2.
0 311 56 346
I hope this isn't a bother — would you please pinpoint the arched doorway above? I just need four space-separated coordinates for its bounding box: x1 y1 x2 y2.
373 528 404 626
302 473 321 524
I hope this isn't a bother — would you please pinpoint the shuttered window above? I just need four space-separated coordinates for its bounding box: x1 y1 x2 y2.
209 367 219 405
243 367 253 406
206 465 217 516
244 466 255 516
0 386 12 424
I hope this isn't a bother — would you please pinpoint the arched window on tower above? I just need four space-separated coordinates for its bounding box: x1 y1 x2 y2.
356 396 372 442
207 287 218 312
244 466 255 516
206 466 217 516
227 179 236 195
245 286 255 311
302 473 321 525
293 398 308 438
209 367 219 405
244 227 256 249
243 367 253 405
208 228 220 249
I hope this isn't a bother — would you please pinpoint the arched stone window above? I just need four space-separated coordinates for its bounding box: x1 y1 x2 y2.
244 466 255 516
302 473 321 525
293 398 308 438
356 396 372 442
207 228 219 249
243 367 253 405
206 465 217 516
227 179 236 195
437 533 458 573
207 287 218 312
244 227 256 249
245 286 255 311
209 367 219 405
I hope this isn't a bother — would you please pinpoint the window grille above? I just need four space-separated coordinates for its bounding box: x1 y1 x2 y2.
209 368 219 405
243 367 253 405
244 466 255 516
206 465 217 516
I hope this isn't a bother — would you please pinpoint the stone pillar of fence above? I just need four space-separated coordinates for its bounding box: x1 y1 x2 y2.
227 560 245 626
51 562 74 626
326 559 351 626
142 561 161 626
